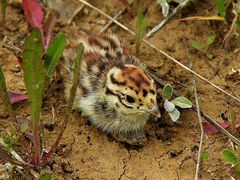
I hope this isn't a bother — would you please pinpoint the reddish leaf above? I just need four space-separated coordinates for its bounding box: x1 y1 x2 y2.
203 122 229 135
22 0 44 29
22 0 45 45
8 91 28 104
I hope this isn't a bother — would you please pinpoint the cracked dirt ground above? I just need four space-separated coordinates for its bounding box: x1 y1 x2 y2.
1 0 240 179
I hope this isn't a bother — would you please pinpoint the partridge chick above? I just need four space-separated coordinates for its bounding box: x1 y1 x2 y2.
62 34 160 145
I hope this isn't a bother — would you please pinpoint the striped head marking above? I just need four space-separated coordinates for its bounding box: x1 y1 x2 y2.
105 65 160 117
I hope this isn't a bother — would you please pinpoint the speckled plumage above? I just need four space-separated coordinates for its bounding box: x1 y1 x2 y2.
62 34 160 145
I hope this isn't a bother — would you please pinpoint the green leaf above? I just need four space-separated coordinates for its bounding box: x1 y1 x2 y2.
67 43 84 110
200 151 209 162
20 123 29 133
168 107 180 122
22 29 44 164
135 12 148 54
191 39 202 52
172 96 192 108
43 33 66 76
3 135 11 145
0 66 14 117
22 29 45 125
163 84 173 100
215 0 226 17
206 33 216 50
222 149 238 164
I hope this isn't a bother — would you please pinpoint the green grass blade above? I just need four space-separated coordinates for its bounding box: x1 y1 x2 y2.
43 33 66 76
67 43 84 110
215 0 226 18
0 66 14 117
22 29 44 165
135 12 148 54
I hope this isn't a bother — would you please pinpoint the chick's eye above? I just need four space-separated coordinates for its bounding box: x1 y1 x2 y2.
126 95 135 103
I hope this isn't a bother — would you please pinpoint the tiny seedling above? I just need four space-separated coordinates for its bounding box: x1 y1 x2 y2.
134 0 148 54
2 123 28 154
222 148 240 179
191 33 217 59
215 0 226 18
2 134 19 154
200 151 209 162
162 84 192 122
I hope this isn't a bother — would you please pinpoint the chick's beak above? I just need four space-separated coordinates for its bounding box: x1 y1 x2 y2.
147 105 161 118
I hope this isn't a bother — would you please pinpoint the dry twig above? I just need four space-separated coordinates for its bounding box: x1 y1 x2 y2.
192 75 204 180
100 7 127 33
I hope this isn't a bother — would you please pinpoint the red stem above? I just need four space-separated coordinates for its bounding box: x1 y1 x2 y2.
40 116 68 166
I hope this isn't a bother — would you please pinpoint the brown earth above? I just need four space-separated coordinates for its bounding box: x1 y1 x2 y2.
0 0 240 179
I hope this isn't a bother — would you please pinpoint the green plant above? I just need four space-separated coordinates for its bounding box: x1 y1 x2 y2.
3 134 19 153
40 43 84 166
21 28 67 166
162 84 192 122
191 33 217 59
222 148 240 179
67 44 84 110
2 123 28 153
134 0 148 54
200 151 209 162
22 29 45 165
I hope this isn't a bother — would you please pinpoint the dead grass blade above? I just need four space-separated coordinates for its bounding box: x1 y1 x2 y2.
177 16 224 22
